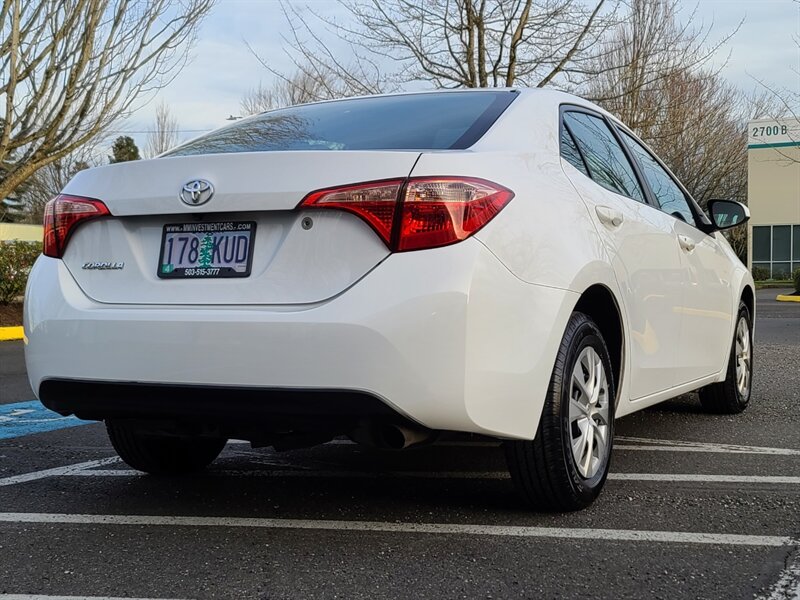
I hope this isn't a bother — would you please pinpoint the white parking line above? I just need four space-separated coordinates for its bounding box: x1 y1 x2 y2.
0 596 185 600
328 436 800 454
70 469 510 479
616 437 800 456
67 468 800 485
323 439 500 447
759 548 800 600
1 436 796 489
609 473 800 484
0 457 121 487
0 512 793 547
232 439 499 448
249 436 800 454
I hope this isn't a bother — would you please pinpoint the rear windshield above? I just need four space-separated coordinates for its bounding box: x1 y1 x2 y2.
166 91 518 156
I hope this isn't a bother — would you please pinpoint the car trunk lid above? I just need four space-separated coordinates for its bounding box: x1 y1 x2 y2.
60 151 420 305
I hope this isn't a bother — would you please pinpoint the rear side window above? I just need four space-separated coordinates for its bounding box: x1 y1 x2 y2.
563 112 646 203
560 126 590 176
619 131 696 226
166 91 518 156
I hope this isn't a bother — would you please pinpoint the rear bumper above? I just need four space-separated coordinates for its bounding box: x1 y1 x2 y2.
24 240 578 439
39 379 406 440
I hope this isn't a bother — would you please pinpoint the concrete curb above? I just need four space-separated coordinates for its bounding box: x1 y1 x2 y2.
0 326 24 341
776 294 800 303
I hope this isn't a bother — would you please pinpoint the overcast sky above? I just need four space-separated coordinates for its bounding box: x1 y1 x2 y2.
120 0 800 151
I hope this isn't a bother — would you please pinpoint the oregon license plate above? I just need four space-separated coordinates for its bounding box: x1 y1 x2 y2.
157 221 256 279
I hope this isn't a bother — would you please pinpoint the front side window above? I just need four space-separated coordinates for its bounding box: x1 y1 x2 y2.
620 131 696 226
166 91 517 156
563 112 646 203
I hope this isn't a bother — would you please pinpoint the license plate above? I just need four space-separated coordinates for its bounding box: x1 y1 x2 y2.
157 221 256 279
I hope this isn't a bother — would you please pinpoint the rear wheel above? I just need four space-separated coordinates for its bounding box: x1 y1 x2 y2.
699 301 753 414
504 312 615 511
106 420 227 474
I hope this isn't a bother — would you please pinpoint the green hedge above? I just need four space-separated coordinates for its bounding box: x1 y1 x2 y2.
0 240 42 304
793 267 800 294
751 266 770 282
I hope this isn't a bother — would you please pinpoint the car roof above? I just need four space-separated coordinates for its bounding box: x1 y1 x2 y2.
250 87 613 120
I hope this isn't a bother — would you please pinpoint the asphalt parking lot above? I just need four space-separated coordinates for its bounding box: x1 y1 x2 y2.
0 288 798 600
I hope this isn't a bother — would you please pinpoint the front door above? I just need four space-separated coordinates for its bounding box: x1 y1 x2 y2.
672 221 735 382
617 129 735 385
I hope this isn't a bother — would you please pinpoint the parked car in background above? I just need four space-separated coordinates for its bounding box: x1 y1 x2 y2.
24 89 754 510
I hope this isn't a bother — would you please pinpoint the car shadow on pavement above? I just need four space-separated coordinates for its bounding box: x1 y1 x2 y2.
641 393 705 415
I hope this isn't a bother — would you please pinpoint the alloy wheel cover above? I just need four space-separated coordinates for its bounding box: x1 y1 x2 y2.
568 346 611 479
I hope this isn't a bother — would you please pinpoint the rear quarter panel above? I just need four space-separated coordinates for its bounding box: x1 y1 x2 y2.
412 150 607 293
411 133 632 429
413 92 638 419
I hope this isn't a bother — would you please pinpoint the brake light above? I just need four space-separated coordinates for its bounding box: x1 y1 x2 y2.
300 179 404 246
43 194 111 258
300 177 513 251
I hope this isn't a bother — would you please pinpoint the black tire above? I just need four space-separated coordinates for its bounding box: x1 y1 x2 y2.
699 301 753 414
106 420 227 474
504 312 616 511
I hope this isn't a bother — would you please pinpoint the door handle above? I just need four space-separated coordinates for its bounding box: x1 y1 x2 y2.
595 206 624 228
678 234 696 252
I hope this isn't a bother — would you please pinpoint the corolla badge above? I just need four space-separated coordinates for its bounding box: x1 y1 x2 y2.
83 261 124 270
180 179 214 206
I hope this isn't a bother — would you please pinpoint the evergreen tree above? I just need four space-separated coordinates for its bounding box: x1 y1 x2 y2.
0 121 30 222
198 235 214 268
109 136 141 163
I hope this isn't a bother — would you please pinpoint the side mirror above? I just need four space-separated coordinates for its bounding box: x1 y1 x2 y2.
708 200 750 231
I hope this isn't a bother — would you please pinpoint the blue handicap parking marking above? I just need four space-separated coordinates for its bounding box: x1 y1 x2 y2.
0 400 91 440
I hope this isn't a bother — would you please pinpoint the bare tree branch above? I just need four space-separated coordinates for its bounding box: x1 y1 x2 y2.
0 0 215 201
240 71 338 115
22 146 99 222
537 0 605 87
584 0 785 225
144 100 180 158
249 0 620 95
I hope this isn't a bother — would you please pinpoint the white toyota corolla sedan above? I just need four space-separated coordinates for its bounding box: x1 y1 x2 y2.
24 89 754 511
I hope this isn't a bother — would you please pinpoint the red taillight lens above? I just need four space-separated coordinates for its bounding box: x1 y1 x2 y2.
43 194 110 258
300 177 513 252
398 178 514 251
300 179 404 246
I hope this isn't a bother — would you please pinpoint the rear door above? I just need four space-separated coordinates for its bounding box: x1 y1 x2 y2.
560 109 684 400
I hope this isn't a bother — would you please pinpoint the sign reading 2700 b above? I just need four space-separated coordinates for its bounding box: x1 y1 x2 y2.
748 118 800 149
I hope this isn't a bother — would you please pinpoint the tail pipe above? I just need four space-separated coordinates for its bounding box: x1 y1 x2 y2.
350 421 438 449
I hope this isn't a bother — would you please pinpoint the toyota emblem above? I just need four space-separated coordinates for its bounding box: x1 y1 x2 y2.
180 179 214 206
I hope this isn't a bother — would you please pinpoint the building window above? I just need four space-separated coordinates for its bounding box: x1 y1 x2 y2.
773 262 792 279
794 225 800 262
753 227 771 262
773 226 791 261
753 224 800 278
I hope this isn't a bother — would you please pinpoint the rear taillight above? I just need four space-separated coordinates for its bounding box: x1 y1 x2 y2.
43 194 110 258
301 179 404 246
299 177 513 251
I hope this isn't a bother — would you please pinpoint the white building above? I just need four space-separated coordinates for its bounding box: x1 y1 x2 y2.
747 117 800 279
